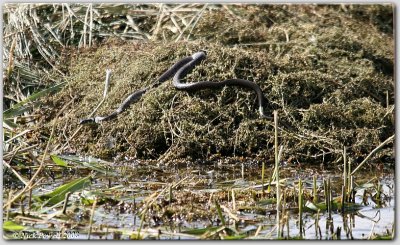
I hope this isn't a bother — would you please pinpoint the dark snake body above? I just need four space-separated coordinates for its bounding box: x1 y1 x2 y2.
173 51 270 118
80 51 269 124
80 56 193 124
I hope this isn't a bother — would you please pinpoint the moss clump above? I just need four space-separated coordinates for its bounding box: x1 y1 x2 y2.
36 4 394 166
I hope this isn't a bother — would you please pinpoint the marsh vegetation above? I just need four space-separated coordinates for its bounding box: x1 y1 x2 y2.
2 3 395 240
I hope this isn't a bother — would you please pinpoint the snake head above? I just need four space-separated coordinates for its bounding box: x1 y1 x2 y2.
198 49 207 56
192 51 207 60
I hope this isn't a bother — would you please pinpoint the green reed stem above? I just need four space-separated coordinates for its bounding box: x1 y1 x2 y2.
298 179 303 239
350 175 355 203
348 158 353 202
261 158 265 193
315 209 321 239
62 192 72 214
341 185 345 214
313 175 318 203
328 178 332 220
169 184 173 204
215 199 226 226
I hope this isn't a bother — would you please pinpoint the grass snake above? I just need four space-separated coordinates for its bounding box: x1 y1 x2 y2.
80 51 270 124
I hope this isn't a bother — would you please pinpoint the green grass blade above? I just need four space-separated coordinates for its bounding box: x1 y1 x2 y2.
3 81 66 119
182 226 220 235
35 175 92 206
3 120 19 129
214 199 226 226
57 155 117 176
3 221 26 232
51 155 69 167
222 234 247 240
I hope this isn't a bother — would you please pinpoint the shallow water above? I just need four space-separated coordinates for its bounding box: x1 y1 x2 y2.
3 157 394 240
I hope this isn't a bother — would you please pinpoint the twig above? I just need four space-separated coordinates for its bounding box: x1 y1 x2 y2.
83 69 111 116
220 204 239 222
222 5 243 20
6 37 16 78
103 69 112 98
175 4 207 42
89 3 93 47
4 129 32 144
3 160 29 186
152 3 165 39
61 69 111 148
2 94 71 209
169 14 183 35
351 134 394 175
83 4 90 47
231 189 236 210
2 118 55 209
3 177 45 210
185 4 208 40
274 110 281 238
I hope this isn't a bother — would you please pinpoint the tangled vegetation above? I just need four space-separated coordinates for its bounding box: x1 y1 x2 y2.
14 4 392 166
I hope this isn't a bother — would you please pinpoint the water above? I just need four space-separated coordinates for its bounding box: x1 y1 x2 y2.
3 158 395 240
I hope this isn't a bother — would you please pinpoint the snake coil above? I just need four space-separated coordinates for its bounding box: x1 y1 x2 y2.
80 51 270 124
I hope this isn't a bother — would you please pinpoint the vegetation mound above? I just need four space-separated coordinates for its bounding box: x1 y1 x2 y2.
7 4 394 166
